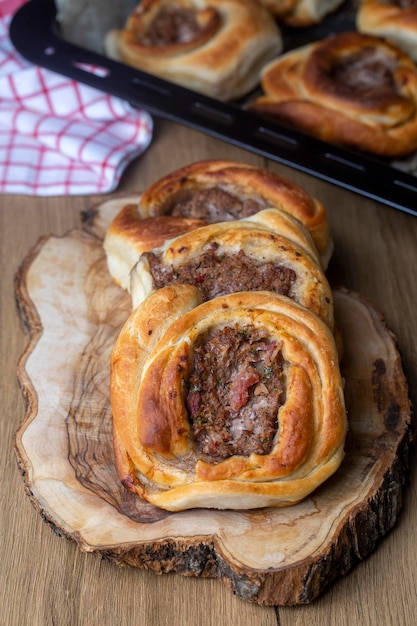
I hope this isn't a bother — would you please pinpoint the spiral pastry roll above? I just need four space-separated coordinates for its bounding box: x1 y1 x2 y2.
130 208 334 330
357 0 417 62
249 31 417 158
105 0 282 101
135 159 332 266
111 285 347 511
259 0 345 27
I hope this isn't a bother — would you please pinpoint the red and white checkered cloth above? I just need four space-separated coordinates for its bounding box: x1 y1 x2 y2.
0 0 153 195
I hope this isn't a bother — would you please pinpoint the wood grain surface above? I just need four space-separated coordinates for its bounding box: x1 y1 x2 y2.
13 201 413 606
2 119 417 625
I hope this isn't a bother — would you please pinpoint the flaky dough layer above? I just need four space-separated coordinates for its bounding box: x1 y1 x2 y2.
357 0 417 62
105 0 282 100
249 31 417 158
111 285 347 511
136 159 332 264
130 208 334 329
260 0 345 27
104 204 206 291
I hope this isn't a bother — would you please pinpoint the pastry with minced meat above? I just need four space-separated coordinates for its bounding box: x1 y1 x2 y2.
103 160 333 298
105 0 282 100
110 285 347 511
130 208 334 330
249 31 417 158
130 159 333 267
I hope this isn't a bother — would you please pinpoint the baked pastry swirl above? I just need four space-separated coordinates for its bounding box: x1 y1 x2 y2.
105 0 282 100
130 208 334 329
110 285 347 511
134 159 332 266
103 161 332 296
357 0 417 62
249 31 417 158
260 0 345 27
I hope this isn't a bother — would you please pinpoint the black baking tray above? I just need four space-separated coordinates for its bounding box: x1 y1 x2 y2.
10 0 417 217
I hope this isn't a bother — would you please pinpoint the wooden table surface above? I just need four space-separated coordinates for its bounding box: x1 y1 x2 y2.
1 119 416 626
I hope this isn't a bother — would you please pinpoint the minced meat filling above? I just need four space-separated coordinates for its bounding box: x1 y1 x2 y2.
330 46 396 97
144 245 297 301
140 6 201 46
170 187 266 222
186 325 285 459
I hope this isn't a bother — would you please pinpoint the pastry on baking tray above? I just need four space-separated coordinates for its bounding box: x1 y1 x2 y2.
105 0 282 100
259 0 345 27
357 0 417 62
134 159 332 266
248 31 417 158
129 208 334 329
110 285 347 511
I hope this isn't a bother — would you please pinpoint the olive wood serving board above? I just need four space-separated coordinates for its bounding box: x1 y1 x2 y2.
14 197 414 606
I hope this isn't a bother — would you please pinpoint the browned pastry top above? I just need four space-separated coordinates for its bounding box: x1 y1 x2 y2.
121 0 221 56
111 286 347 511
259 0 345 27
108 205 206 254
357 0 417 63
137 159 331 264
358 0 417 21
130 208 334 329
259 32 415 115
103 203 207 290
301 33 415 115
249 32 417 157
105 0 282 100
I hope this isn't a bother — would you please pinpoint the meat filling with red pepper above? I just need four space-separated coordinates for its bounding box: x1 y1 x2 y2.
186 325 285 459
143 244 297 302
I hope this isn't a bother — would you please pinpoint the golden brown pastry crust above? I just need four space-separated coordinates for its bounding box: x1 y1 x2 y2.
130 208 334 330
110 285 347 511
137 159 332 265
105 0 282 101
260 0 300 17
357 0 417 62
260 0 345 27
103 202 206 290
249 31 417 158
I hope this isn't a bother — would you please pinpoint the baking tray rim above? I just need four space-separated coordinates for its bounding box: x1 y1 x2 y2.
9 0 417 217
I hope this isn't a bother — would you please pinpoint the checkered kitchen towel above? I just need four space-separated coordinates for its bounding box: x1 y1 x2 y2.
0 0 153 195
